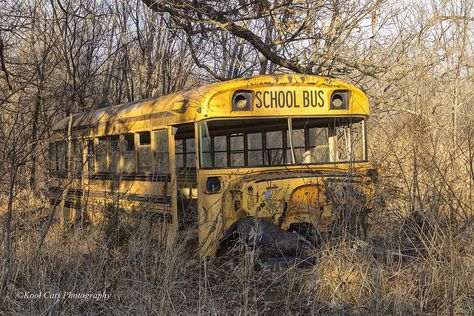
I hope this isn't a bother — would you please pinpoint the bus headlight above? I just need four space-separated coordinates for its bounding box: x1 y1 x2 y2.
330 90 350 110
205 176 221 193
232 90 253 111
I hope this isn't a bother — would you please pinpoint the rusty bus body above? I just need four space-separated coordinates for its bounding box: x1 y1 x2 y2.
49 74 376 257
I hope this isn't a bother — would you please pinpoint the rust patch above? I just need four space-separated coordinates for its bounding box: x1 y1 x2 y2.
288 184 335 230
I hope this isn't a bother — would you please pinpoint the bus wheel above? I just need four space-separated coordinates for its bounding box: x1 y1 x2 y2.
288 222 318 246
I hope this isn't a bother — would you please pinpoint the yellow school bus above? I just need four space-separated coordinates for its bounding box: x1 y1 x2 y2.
49 74 376 258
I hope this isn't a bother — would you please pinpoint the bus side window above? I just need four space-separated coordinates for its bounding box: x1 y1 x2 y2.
110 135 120 173
96 137 108 172
153 130 169 173
138 131 151 173
57 141 67 173
124 133 136 173
49 142 57 174
86 139 95 173
73 140 83 175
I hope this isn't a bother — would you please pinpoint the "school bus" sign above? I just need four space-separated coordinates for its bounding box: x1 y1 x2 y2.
254 89 326 109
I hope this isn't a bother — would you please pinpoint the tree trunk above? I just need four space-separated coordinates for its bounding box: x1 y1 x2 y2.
1 145 17 296
59 113 73 227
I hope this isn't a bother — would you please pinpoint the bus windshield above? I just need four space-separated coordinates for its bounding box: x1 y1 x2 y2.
198 117 366 169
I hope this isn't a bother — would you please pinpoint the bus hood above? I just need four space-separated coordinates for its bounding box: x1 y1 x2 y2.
223 166 375 232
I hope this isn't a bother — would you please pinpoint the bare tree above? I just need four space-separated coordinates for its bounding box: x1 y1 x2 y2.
141 0 389 79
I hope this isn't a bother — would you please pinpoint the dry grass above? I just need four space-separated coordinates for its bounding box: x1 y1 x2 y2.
1 190 472 315
1 115 473 314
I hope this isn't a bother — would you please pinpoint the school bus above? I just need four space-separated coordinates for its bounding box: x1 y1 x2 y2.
49 74 377 258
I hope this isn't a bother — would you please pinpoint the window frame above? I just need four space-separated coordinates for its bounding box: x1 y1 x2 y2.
123 133 137 173
56 140 68 174
229 133 245 167
152 129 170 174
95 136 109 173
49 142 58 174
54 129 174 177
137 131 152 173
246 132 264 166
72 139 83 176
175 137 197 169
198 116 368 170
212 135 228 168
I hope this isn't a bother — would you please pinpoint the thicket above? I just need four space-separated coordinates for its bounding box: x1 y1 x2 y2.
1 0 473 314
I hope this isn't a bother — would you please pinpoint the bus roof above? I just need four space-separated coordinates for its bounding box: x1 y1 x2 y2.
52 74 368 135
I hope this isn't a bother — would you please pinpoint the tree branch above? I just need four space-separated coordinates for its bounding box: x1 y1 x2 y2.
140 0 310 74
0 31 12 90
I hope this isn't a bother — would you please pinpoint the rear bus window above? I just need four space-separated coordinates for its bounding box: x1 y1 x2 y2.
247 133 263 166
198 117 367 168
230 134 244 166
265 131 284 165
287 129 305 163
309 127 329 162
